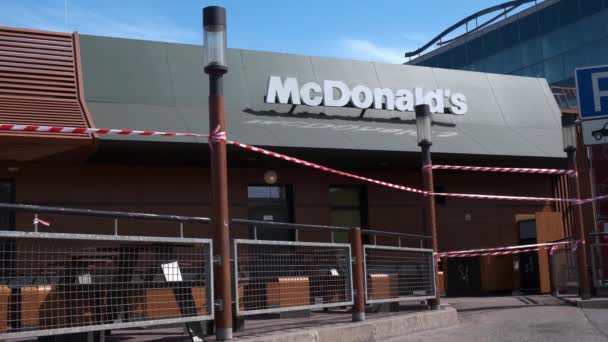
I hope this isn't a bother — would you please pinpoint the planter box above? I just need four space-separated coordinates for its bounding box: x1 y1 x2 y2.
266 277 310 308
39 285 96 329
0 286 9 333
144 287 207 319
20 286 51 328
368 274 398 300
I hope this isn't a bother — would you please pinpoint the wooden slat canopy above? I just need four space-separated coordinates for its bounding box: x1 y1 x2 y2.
0 26 94 140
0 26 95 161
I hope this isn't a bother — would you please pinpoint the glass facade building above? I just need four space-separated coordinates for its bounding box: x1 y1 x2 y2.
409 0 608 86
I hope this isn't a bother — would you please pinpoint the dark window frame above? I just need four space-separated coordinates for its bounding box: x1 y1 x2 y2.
246 184 295 240
328 185 368 230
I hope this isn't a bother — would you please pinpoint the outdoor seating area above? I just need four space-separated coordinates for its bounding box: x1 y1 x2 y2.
0 204 437 341
0 233 213 338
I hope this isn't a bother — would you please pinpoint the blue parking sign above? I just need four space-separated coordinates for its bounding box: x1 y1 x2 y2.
576 65 608 119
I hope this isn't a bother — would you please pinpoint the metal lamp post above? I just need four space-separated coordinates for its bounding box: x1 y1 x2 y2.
561 114 591 300
415 104 441 309
203 6 233 340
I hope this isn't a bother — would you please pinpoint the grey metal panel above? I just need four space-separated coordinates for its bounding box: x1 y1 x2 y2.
511 127 566 157
537 78 564 128
225 105 281 146
428 124 490 155
86 102 201 144
167 47 252 110
165 43 208 108
310 57 380 86
239 49 317 116
80 35 175 106
370 63 438 122
335 122 418 152
432 68 507 127
457 124 546 157
486 73 562 129
260 117 358 150
79 35 564 158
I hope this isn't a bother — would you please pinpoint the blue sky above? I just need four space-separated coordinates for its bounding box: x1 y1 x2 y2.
1 0 536 63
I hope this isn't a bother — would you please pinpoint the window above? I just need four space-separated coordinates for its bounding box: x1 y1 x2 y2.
580 0 604 16
539 4 560 35
452 45 468 69
483 29 502 56
558 0 581 27
501 22 520 49
247 185 293 241
518 12 540 42
466 37 484 63
518 219 537 242
329 187 366 242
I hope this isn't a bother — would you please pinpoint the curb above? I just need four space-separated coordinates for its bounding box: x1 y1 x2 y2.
235 307 459 342
553 295 608 308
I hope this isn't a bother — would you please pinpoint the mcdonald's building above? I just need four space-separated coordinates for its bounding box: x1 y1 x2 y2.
0 25 579 298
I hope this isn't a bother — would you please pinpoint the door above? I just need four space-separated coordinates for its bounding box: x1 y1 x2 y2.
247 185 293 241
329 187 366 243
446 257 481 296
518 219 540 293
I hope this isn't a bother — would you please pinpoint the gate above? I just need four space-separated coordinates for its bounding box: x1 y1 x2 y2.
0 204 214 340
550 245 579 294
233 239 353 316
590 232 608 289
363 245 435 304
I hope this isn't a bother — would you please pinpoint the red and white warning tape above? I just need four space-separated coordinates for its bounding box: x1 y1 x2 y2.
0 124 212 138
436 240 576 259
229 139 608 205
438 247 541 258
430 164 577 177
2 123 607 205
33 217 50 227
228 140 428 194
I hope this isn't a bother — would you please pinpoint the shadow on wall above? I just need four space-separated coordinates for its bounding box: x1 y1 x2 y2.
243 108 457 128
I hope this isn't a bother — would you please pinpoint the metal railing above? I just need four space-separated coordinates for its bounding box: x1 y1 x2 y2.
233 239 353 316
0 203 214 340
590 233 608 288
231 219 435 316
363 245 435 304
362 228 431 249
0 202 211 236
231 219 353 316
552 86 578 112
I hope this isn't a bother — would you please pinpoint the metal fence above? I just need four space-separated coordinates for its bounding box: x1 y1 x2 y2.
233 239 353 316
550 247 579 294
0 203 214 340
590 233 608 289
363 245 435 304
0 231 213 340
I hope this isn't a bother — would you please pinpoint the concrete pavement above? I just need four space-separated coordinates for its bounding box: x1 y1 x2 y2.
387 295 608 342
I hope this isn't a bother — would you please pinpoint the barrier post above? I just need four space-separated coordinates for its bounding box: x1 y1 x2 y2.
350 227 365 321
562 114 591 300
204 6 233 340
416 104 441 309
568 148 592 299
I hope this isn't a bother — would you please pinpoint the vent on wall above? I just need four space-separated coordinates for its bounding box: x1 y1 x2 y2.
0 26 94 140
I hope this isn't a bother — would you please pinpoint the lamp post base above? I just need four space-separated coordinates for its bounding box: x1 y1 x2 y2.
216 327 233 340
352 312 366 322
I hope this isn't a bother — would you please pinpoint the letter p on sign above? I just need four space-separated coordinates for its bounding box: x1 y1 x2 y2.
592 72 608 112
576 65 608 120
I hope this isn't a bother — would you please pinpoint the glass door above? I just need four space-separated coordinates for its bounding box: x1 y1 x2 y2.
518 219 540 293
247 185 293 241
329 187 365 243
